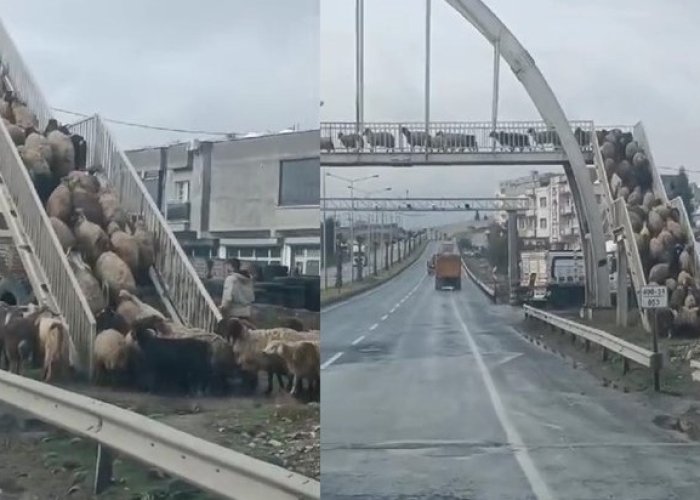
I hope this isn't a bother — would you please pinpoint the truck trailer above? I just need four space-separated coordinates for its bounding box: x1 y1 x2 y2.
434 253 462 290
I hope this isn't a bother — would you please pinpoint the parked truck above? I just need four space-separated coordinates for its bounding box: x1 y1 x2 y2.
519 241 630 307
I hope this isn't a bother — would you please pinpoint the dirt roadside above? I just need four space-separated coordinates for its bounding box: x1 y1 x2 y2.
0 378 319 499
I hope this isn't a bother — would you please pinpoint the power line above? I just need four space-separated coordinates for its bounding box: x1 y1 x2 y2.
51 107 234 136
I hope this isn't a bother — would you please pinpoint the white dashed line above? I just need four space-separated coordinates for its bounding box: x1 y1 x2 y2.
390 306 398 313
369 323 378 331
321 352 344 370
451 298 553 500
351 335 365 345
380 314 388 321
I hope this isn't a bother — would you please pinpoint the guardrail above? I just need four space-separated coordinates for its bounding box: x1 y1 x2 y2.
461 258 496 300
69 115 222 331
0 369 320 499
523 305 661 389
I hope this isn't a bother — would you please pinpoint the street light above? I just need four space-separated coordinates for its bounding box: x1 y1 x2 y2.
354 186 392 272
325 172 379 283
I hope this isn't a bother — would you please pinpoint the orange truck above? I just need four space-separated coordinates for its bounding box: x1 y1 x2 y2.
434 253 462 290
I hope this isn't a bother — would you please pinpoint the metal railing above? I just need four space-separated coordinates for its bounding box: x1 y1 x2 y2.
321 120 595 154
461 258 495 299
69 116 222 330
0 20 96 371
0 19 51 128
322 196 529 212
523 305 661 381
612 198 650 332
0 368 320 499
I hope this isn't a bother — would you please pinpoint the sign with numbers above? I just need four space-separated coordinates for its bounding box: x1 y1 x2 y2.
639 285 668 309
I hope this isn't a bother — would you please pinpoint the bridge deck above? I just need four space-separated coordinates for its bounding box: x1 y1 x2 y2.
321 120 596 166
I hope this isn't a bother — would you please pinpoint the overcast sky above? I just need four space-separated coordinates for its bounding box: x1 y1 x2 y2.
321 0 700 228
0 0 319 149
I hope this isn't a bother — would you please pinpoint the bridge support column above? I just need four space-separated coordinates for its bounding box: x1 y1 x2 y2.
616 240 628 327
507 211 518 305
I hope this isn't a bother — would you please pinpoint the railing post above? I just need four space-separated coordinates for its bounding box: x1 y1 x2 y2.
93 444 114 495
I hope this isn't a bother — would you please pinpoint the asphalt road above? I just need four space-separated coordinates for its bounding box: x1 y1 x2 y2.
321 243 700 500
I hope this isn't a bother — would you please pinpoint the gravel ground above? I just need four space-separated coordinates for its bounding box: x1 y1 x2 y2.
0 370 319 499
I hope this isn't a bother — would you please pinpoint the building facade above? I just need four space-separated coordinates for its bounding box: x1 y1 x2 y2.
126 130 321 275
497 170 604 250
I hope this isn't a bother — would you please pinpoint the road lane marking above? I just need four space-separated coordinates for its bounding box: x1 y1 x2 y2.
451 298 554 500
369 323 378 331
321 352 344 370
351 335 365 345
380 314 388 321
390 306 398 313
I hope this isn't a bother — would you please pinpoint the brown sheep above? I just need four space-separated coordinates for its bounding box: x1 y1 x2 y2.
93 329 133 386
108 222 140 273
46 179 73 223
264 339 320 398
67 171 100 193
71 184 104 227
99 188 121 224
216 318 318 394
73 210 110 264
50 217 76 252
0 306 50 375
24 130 53 164
67 250 107 315
46 129 75 178
95 251 137 300
133 219 155 273
2 118 24 146
38 317 68 382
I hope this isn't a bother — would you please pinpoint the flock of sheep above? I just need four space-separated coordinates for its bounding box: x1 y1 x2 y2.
602 129 699 336
321 126 593 153
0 89 322 400
0 295 320 400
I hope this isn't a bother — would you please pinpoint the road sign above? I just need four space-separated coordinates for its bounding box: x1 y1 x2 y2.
639 285 668 309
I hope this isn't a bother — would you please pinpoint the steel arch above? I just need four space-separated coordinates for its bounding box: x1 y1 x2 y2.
444 0 610 307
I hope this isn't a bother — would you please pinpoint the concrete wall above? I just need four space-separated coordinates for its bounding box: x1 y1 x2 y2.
207 131 318 235
126 130 319 239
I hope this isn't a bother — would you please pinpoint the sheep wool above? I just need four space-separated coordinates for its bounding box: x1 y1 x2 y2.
95 251 137 298
47 130 75 178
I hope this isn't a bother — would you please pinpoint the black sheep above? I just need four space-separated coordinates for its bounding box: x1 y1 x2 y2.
489 130 530 151
95 308 130 335
130 325 212 395
71 134 87 170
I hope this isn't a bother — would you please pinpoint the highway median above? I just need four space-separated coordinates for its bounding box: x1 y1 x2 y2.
321 240 428 307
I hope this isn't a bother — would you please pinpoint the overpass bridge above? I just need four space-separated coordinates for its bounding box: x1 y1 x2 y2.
321 120 597 167
321 196 529 212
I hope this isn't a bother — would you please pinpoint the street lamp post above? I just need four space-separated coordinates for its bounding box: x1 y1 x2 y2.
354 186 392 276
325 172 379 283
